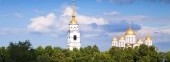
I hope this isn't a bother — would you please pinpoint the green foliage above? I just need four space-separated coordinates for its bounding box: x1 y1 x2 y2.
0 40 168 62
166 51 170 62
0 47 9 62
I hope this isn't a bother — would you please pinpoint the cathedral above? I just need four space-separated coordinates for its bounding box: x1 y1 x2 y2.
112 27 153 48
67 0 81 50
67 0 153 50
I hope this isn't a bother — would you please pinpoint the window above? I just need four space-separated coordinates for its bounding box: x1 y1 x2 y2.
73 35 77 40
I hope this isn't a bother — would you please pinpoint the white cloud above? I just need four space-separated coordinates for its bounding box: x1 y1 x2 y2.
138 26 170 43
28 6 170 41
61 6 108 37
28 13 56 33
62 6 74 16
28 6 108 37
27 6 170 42
77 15 107 25
62 7 108 25
140 26 170 35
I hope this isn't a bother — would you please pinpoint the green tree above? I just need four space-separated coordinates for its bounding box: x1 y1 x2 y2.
0 40 167 62
7 40 36 62
166 51 170 62
0 47 9 62
108 46 121 61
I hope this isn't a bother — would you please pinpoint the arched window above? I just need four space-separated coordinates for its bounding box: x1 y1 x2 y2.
73 35 77 40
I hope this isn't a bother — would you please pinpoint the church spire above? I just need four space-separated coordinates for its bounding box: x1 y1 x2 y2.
72 0 75 17
70 0 78 25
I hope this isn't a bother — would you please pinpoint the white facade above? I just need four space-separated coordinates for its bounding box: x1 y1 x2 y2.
67 24 81 50
144 35 152 46
67 0 81 50
119 39 125 48
145 40 152 46
112 28 153 48
112 38 118 47
125 35 136 44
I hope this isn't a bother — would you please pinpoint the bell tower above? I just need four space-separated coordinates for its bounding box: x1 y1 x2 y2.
67 0 81 50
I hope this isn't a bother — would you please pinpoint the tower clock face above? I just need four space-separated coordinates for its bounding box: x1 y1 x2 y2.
73 35 77 40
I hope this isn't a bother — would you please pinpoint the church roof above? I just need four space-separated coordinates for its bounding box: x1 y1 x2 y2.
125 28 136 35
145 35 152 41
112 37 118 42
137 38 143 43
119 35 125 40
70 0 78 25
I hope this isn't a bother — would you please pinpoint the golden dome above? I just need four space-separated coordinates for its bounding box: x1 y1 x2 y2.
112 38 117 42
69 0 78 25
70 17 77 25
119 36 125 40
125 28 136 35
137 38 143 43
145 35 152 41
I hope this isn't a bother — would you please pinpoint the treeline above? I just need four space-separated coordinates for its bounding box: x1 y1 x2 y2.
0 40 170 62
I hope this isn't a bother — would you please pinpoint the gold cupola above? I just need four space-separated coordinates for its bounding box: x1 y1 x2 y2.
125 28 136 35
70 0 78 25
112 37 117 42
119 35 125 40
145 35 152 41
137 38 143 44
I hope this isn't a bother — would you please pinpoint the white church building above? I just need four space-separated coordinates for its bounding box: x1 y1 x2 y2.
67 0 81 50
112 27 153 48
66 0 153 50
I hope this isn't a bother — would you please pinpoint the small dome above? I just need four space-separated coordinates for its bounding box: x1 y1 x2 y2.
112 38 117 42
125 28 136 35
145 35 152 41
137 38 143 44
70 17 77 25
119 36 125 40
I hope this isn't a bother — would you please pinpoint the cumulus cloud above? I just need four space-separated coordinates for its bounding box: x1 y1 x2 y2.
140 26 170 35
62 7 108 25
62 6 75 16
28 6 149 38
28 6 108 37
77 15 107 25
137 26 170 43
28 5 169 42
28 13 56 33
61 6 109 38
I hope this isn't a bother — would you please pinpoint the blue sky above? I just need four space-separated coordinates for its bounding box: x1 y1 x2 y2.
0 0 170 52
